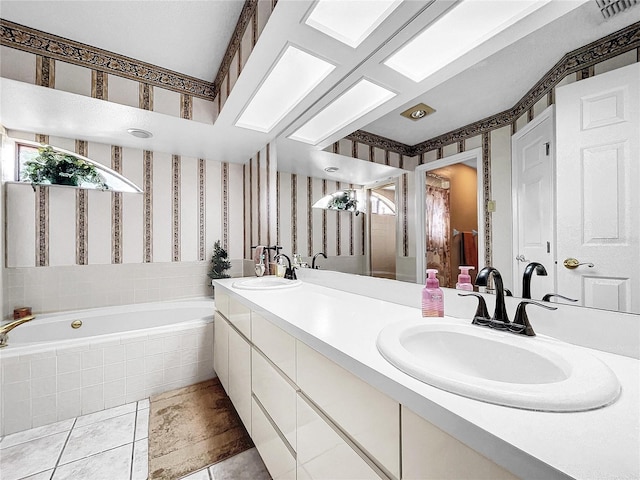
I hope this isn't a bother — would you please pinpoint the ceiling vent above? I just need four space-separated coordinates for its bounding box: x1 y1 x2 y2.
595 0 638 18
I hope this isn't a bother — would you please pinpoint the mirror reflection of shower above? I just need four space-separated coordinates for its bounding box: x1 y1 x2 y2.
370 183 396 279
425 162 478 288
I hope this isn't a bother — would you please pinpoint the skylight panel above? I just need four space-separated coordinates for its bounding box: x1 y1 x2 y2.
384 0 550 82
289 79 396 145
235 46 336 133
305 0 403 48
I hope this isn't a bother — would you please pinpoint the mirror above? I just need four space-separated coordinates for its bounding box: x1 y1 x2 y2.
357 6 639 314
415 149 484 289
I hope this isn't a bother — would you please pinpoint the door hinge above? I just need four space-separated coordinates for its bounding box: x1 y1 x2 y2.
545 142 550 156
547 241 551 253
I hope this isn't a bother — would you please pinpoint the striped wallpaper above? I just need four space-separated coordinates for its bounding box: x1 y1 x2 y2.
5 131 245 269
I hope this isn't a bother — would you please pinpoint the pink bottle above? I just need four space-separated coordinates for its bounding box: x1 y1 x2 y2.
422 269 444 317
456 266 475 291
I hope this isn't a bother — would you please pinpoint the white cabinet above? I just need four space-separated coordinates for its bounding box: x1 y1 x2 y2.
215 289 230 319
252 311 296 381
297 341 400 479
213 313 229 393
229 296 251 337
252 348 297 450
228 326 252 433
297 393 384 480
401 406 519 480
252 396 296 480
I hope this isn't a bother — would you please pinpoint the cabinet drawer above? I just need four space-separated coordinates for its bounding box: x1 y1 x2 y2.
228 327 251 433
252 348 297 450
297 394 384 480
213 313 229 394
402 406 519 480
252 396 296 480
252 312 296 381
297 341 399 479
214 289 230 319
229 296 251 338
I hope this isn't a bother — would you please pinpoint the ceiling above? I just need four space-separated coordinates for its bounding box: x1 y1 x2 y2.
1 1 639 185
0 1 244 81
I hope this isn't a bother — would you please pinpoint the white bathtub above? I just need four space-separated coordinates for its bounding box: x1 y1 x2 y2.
0 299 216 436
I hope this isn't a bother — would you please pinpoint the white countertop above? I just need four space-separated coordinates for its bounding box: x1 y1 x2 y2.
214 276 640 480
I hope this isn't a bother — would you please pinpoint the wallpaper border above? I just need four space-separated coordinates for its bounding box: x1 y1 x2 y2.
1 19 216 99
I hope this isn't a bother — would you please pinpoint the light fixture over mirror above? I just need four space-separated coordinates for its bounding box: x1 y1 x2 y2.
312 189 362 215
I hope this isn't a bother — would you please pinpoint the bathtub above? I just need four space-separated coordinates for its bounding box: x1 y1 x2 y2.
0 299 216 436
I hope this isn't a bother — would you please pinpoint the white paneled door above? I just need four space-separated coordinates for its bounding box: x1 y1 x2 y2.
512 106 555 299
556 63 639 313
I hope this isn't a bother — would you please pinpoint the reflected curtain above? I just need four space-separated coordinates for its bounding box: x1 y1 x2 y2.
426 185 451 287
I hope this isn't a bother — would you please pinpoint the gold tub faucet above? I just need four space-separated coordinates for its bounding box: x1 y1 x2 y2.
0 315 35 348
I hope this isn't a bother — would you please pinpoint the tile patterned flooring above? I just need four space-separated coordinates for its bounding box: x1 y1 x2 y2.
0 400 270 480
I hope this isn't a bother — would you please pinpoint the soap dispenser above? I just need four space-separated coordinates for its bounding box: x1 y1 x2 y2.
456 266 475 291
422 269 444 317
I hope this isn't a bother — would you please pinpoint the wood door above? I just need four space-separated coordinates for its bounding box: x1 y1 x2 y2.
512 106 555 299
556 63 639 313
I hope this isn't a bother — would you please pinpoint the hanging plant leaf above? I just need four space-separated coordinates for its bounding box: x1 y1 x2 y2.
22 145 109 191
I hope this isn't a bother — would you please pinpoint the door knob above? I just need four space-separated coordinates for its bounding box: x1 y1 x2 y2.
563 258 594 269
515 254 530 262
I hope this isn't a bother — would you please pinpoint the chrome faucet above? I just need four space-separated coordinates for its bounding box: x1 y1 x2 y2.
312 252 327 269
522 262 547 299
474 267 509 323
274 254 296 280
0 315 35 348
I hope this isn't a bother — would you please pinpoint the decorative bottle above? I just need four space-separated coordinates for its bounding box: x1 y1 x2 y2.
422 269 444 317
456 266 475 291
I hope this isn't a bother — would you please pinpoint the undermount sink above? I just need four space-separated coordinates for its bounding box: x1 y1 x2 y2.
377 320 620 412
232 276 302 290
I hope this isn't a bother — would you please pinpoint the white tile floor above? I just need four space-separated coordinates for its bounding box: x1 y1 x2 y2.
0 400 149 480
0 399 270 480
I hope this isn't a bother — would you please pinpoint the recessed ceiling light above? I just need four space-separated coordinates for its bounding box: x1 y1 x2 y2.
401 102 436 121
305 0 403 48
324 166 339 173
127 128 153 138
289 79 396 145
384 0 551 82
235 45 335 133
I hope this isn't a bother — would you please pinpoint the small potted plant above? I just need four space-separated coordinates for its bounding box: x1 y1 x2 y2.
208 240 231 292
22 145 109 190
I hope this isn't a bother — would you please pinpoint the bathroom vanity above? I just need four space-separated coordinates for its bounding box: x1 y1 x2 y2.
212 272 639 480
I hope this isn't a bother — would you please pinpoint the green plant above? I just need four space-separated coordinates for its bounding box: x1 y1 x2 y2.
208 240 231 282
328 190 360 215
22 145 109 190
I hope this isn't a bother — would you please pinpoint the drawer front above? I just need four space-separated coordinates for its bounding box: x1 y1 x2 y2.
252 396 296 480
213 313 229 394
228 327 251 433
297 341 400 479
229 296 251 338
215 289 230 319
252 348 297 450
252 312 296 381
402 407 520 480
297 394 384 480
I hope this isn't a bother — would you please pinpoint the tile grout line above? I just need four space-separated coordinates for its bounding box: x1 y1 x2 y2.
129 402 140 480
51 417 77 476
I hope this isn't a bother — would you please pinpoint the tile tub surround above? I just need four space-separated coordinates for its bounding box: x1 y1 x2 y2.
0 307 215 436
3 260 244 320
214 275 640 480
0 399 149 480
